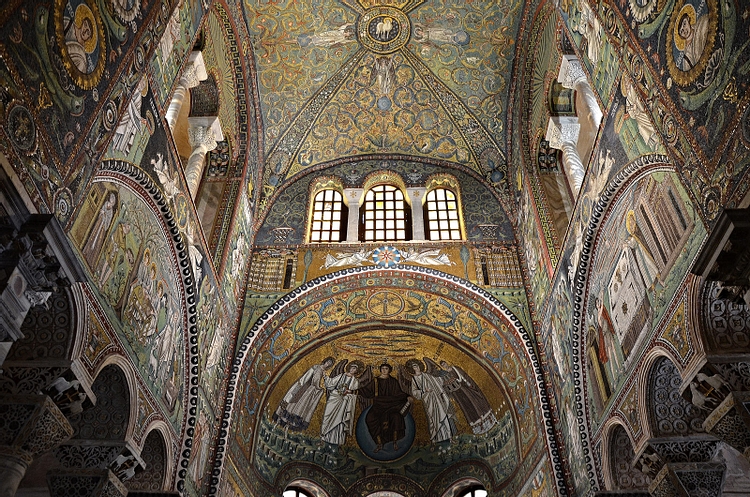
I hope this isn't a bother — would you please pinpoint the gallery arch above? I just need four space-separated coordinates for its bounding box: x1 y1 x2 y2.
215 266 556 496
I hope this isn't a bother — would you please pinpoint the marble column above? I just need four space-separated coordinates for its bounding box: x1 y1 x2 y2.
406 187 426 241
545 116 585 194
557 54 603 129
165 51 208 129
185 116 224 199
47 442 144 497
343 188 363 242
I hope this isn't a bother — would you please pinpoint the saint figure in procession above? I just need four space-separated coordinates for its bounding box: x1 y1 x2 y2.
273 357 335 434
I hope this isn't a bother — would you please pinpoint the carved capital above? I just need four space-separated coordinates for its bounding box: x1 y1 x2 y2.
271 227 295 244
187 116 224 154
557 54 588 89
692 207 750 291
179 64 202 89
187 125 218 153
670 462 726 496
544 116 580 150
647 435 721 465
53 440 127 470
704 391 750 455
0 215 84 344
182 50 208 88
0 394 74 459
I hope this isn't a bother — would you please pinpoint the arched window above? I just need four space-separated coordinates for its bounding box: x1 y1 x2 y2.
283 488 312 497
424 187 461 240
457 486 487 497
309 189 346 243
360 184 411 242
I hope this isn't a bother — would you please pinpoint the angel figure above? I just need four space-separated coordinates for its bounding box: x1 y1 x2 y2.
438 359 497 434
404 358 456 443
273 357 335 436
353 362 413 452
320 359 364 447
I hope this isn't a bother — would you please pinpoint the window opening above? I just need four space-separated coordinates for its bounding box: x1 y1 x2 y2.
457 486 487 497
425 188 461 240
310 189 345 242
361 184 410 241
282 488 312 497
282 258 294 289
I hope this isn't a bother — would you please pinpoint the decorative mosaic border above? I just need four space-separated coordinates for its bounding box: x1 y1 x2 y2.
97 159 199 494
567 154 671 492
208 265 568 496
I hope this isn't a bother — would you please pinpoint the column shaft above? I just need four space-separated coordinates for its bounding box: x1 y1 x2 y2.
561 141 585 193
184 144 210 198
407 188 426 241
575 79 603 129
0 451 29 497
344 188 363 242
165 84 188 129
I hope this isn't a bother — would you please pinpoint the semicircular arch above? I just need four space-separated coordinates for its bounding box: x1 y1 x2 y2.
212 266 563 496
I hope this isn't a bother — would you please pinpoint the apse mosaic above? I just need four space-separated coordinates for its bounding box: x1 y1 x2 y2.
258 330 515 487
219 267 560 496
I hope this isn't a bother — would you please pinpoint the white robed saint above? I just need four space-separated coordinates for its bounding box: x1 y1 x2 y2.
321 362 361 446
406 359 456 443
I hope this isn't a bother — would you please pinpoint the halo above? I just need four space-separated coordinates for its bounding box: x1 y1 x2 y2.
74 4 98 54
405 358 424 372
673 3 697 51
626 210 637 235
349 360 365 375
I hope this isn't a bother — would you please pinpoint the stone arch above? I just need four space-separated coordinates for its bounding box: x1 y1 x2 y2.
212 266 563 496
604 422 649 491
284 478 331 497
73 362 131 442
94 354 140 442
189 75 220 118
634 347 682 447
699 279 750 355
7 285 76 363
126 426 169 491
0 283 84 398
647 355 705 438
88 162 198 492
439 477 486 497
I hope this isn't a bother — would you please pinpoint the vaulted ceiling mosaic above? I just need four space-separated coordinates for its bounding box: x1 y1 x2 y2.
240 0 523 212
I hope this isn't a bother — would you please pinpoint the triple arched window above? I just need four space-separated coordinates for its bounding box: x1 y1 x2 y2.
306 174 464 243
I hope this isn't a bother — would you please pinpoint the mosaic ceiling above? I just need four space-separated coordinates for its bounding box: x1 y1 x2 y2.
240 0 523 212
